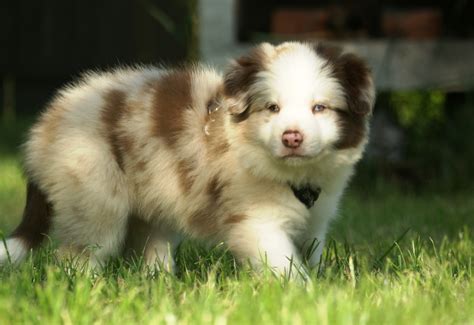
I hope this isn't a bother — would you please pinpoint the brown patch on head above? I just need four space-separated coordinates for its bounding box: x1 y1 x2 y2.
224 45 269 98
229 96 255 124
150 70 193 146
11 181 53 249
314 43 375 149
101 89 133 170
224 43 274 120
224 214 247 225
333 110 367 149
177 159 196 194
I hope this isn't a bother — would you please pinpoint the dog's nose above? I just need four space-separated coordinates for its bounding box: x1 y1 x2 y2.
282 130 303 148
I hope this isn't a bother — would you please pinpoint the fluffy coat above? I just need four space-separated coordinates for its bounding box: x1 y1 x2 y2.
0 42 375 277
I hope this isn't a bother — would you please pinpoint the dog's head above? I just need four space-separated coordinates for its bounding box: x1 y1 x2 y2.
223 42 375 179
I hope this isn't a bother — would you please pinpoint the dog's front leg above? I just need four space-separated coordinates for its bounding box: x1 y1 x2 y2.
225 220 307 280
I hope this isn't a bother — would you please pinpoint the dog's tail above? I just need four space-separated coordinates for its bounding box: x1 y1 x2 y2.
0 181 52 266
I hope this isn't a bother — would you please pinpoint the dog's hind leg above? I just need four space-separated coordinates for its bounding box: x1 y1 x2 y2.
47 155 131 270
125 218 182 273
52 191 130 270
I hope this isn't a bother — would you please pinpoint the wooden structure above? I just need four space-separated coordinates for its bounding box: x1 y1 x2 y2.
200 0 474 91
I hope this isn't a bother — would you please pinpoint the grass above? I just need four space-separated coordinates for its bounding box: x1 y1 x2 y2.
0 120 473 324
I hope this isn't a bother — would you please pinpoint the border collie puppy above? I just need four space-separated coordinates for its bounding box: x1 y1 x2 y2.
0 42 375 277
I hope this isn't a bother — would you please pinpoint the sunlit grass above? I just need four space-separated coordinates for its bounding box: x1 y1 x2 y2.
0 156 25 231
0 227 472 324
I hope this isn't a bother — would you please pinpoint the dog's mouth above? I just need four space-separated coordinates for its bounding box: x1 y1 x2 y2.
275 147 323 163
281 153 308 159
275 154 315 167
277 152 313 162
277 148 316 159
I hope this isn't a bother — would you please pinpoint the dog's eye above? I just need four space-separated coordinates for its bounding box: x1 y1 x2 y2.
312 103 327 113
267 104 280 113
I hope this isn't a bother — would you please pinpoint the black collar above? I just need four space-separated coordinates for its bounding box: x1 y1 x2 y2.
290 184 321 209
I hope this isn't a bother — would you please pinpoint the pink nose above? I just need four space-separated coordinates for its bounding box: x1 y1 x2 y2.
282 130 303 148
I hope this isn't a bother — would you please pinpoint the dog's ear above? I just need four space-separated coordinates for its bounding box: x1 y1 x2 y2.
315 44 375 116
224 43 274 115
335 53 375 116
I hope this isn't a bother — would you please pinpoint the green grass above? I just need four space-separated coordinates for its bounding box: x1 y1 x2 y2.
0 121 473 324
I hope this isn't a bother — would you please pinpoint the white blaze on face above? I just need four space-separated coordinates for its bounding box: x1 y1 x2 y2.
252 44 347 159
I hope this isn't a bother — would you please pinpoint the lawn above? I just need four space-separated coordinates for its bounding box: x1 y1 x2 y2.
0 120 473 324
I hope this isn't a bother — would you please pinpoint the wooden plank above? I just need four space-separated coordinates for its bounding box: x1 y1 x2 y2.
338 40 474 91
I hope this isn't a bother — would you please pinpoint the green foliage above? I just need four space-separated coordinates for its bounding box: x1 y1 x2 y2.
390 90 445 135
0 117 33 157
378 91 474 190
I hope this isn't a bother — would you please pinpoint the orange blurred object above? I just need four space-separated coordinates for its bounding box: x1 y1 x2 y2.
382 8 443 39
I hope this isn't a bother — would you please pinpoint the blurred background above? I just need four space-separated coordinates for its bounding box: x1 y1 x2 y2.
1 0 474 192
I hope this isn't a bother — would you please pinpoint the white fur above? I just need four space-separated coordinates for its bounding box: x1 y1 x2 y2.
7 42 374 279
0 238 28 265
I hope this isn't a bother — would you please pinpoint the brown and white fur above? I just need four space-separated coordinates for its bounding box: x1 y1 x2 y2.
0 42 375 277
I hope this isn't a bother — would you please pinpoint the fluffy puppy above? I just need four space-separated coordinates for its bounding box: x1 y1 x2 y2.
0 42 375 277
